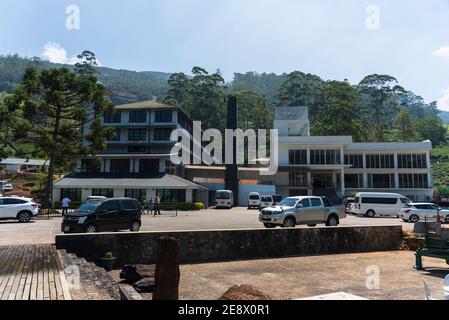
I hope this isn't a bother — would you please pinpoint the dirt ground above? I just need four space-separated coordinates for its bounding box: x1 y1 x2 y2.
179 251 449 300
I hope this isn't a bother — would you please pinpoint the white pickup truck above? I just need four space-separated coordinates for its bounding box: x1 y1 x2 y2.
259 196 346 228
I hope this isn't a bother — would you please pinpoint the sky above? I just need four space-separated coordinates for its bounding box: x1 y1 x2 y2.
1 0 449 110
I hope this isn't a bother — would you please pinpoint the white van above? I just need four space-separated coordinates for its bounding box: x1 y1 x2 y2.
248 192 261 209
259 195 274 210
215 190 234 209
353 192 410 218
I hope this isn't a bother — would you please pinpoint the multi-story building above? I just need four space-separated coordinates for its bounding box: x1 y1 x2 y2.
52 100 208 205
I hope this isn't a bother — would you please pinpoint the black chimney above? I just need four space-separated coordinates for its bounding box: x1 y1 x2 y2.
225 96 239 199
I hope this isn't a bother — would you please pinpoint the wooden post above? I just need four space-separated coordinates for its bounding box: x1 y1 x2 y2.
153 237 180 300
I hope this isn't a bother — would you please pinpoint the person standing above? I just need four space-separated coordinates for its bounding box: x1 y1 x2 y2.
148 197 154 215
154 194 161 216
61 196 71 216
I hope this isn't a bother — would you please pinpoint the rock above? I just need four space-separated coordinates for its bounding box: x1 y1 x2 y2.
219 284 272 300
120 264 155 282
133 278 155 293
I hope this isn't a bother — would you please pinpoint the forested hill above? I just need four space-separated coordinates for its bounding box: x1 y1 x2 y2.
0 54 171 105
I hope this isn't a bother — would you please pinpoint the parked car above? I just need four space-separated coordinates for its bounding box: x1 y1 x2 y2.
248 192 261 209
259 196 345 228
272 195 283 205
0 181 12 192
259 195 273 210
61 198 142 233
215 190 234 209
343 197 355 214
399 203 449 223
352 192 410 218
0 196 39 223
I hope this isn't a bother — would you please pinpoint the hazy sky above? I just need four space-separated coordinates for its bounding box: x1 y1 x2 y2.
1 0 449 110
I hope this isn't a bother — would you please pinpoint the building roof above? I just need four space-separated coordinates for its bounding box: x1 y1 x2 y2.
0 158 48 166
115 100 179 110
53 173 208 190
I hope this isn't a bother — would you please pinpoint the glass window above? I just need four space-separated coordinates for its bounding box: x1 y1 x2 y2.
310 149 341 165
300 198 310 207
125 189 147 203
157 189 184 203
104 111 121 124
310 198 322 207
399 174 428 189
288 150 307 165
367 174 395 188
121 199 139 210
98 200 120 211
60 188 82 202
92 189 114 198
129 110 147 123
128 128 147 141
108 128 121 141
154 128 172 141
110 159 130 173
398 154 427 169
366 154 394 169
344 154 363 168
155 110 173 123
289 171 308 186
344 174 363 188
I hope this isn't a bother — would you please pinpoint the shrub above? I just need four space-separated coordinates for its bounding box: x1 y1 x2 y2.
194 202 205 210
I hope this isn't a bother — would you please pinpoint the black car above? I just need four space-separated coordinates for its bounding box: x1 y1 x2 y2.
61 198 142 233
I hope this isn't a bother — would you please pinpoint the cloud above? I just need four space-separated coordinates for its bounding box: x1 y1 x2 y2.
432 46 449 58
41 42 79 64
437 87 449 111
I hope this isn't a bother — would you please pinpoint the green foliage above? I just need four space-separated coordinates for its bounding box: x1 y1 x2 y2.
415 116 447 146
394 109 418 142
232 90 273 131
436 185 449 198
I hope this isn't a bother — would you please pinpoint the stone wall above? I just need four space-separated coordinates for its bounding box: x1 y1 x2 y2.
55 226 403 266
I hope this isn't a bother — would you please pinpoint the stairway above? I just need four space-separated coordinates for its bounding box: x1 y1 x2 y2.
57 250 120 300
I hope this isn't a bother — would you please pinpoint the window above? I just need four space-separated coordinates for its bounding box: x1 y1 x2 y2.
125 189 147 203
344 154 363 168
289 150 307 165
154 128 172 141
289 171 308 186
121 199 140 210
310 198 322 207
80 159 101 173
157 189 185 203
310 149 341 165
399 174 429 189
110 159 130 173
92 189 114 198
345 174 363 188
60 189 82 202
128 128 147 141
300 198 311 207
0 198 27 205
155 110 173 123
397 154 427 169
103 111 121 124
129 110 147 123
367 174 395 188
128 146 147 153
98 200 120 211
361 197 398 204
366 154 394 169
108 128 121 141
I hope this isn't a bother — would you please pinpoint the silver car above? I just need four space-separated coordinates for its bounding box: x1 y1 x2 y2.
259 196 345 228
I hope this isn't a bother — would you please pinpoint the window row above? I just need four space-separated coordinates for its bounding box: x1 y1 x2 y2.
103 110 174 124
344 173 430 189
107 128 174 142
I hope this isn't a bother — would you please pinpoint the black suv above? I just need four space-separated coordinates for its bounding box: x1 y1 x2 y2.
61 198 142 233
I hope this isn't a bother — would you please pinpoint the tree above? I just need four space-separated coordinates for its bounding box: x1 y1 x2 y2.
394 108 418 142
311 81 367 141
75 50 99 76
276 71 325 120
415 116 447 146
232 90 273 131
358 74 405 142
4 66 115 209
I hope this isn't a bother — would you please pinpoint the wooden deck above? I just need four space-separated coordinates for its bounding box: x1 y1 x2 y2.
0 245 71 300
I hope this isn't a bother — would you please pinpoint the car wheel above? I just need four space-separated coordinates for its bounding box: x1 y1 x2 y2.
409 215 420 223
282 217 296 228
307 224 317 227
326 215 338 227
366 210 376 218
264 223 276 229
130 221 141 232
85 224 97 233
17 211 32 223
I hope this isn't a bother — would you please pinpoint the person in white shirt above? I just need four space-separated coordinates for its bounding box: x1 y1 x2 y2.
61 197 71 216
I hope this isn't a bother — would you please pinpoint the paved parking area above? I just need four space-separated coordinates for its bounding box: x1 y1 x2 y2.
0 207 417 246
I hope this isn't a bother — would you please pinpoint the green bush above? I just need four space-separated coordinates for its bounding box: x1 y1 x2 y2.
159 202 203 211
194 202 204 210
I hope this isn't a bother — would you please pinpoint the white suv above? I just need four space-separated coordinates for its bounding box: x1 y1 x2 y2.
0 196 39 223
400 203 449 223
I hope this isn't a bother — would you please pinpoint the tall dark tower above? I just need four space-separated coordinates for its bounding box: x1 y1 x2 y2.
225 96 239 199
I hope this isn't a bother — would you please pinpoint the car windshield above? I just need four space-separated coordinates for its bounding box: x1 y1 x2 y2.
249 194 260 200
400 198 411 204
77 200 103 212
216 192 230 200
279 198 298 207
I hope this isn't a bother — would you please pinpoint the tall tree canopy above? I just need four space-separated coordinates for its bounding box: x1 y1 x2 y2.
394 108 417 142
232 90 273 131
415 116 447 146
3 60 114 208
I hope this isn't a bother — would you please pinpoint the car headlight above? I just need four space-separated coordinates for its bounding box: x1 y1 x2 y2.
78 216 87 224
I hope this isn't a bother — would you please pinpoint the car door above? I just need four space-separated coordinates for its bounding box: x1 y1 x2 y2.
119 200 138 229
0 199 7 218
96 200 120 231
2 198 27 218
309 198 325 223
294 198 313 223
428 204 439 220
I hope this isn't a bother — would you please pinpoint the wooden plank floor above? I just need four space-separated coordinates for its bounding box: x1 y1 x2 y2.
0 245 71 300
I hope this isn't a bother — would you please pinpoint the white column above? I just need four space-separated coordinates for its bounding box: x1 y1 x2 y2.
426 151 432 188
340 170 345 197
159 159 166 173
81 189 92 202
307 171 312 196
52 188 61 205
186 189 193 203
306 146 311 165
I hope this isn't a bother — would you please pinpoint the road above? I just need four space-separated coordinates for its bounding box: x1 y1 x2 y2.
0 207 416 246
